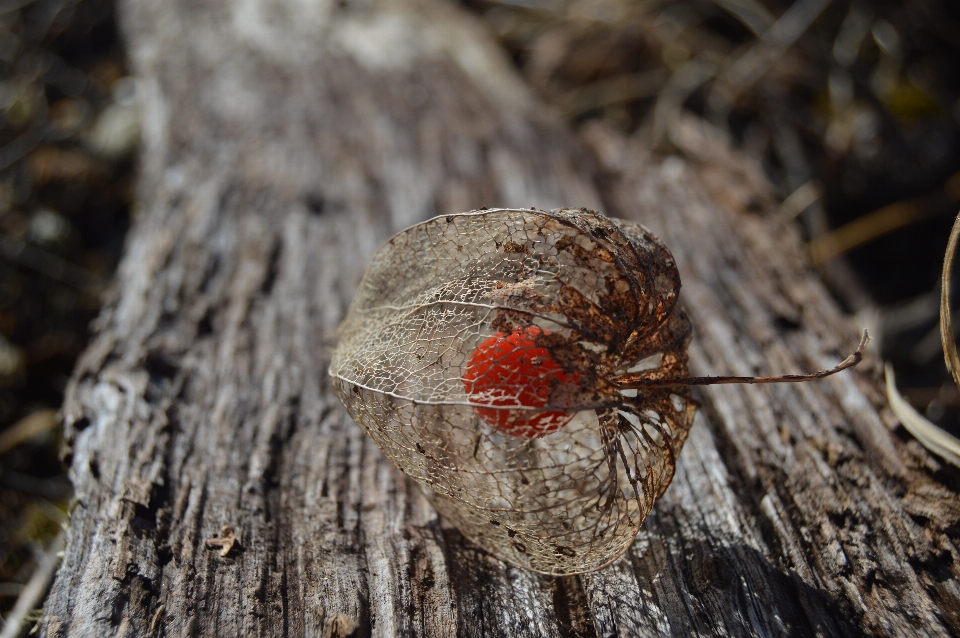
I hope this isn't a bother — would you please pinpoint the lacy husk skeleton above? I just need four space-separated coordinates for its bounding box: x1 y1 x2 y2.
330 208 865 575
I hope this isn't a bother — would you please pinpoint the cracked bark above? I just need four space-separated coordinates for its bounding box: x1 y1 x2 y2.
40 0 960 635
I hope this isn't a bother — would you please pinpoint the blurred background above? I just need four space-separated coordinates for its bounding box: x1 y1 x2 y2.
0 0 958 623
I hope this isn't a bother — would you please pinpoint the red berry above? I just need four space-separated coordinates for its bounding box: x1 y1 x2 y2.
463 326 580 437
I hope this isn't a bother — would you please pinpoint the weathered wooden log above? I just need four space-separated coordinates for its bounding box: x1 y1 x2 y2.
39 0 960 635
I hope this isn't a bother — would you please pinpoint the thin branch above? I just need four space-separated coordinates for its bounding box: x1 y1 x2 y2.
620 330 868 388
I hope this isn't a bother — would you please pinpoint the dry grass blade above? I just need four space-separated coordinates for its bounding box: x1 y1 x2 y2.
807 169 960 265
0 410 58 456
885 364 960 468
711 0 773 36
0 532 64 638
778 180 823 222
941 210 960 390
807 200 920 265
559 69 667 119
880 211 960 467
707 0 833 115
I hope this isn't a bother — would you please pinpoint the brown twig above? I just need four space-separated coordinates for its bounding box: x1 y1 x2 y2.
620 330 868 388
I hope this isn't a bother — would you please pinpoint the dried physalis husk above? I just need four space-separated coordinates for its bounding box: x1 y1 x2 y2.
329 207 867 575
330 208 695 574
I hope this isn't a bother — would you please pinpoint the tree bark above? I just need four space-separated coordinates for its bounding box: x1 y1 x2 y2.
40 0 960 635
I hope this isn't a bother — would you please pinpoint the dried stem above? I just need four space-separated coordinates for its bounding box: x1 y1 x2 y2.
941 211 960 391
620 330 868 388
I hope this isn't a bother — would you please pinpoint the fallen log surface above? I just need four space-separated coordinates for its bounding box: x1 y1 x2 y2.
40 0 960 635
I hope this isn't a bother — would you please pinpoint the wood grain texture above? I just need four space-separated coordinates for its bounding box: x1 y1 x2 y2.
39 0 960 635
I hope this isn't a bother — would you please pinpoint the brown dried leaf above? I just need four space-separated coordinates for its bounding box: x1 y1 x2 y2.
204 525 239 557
